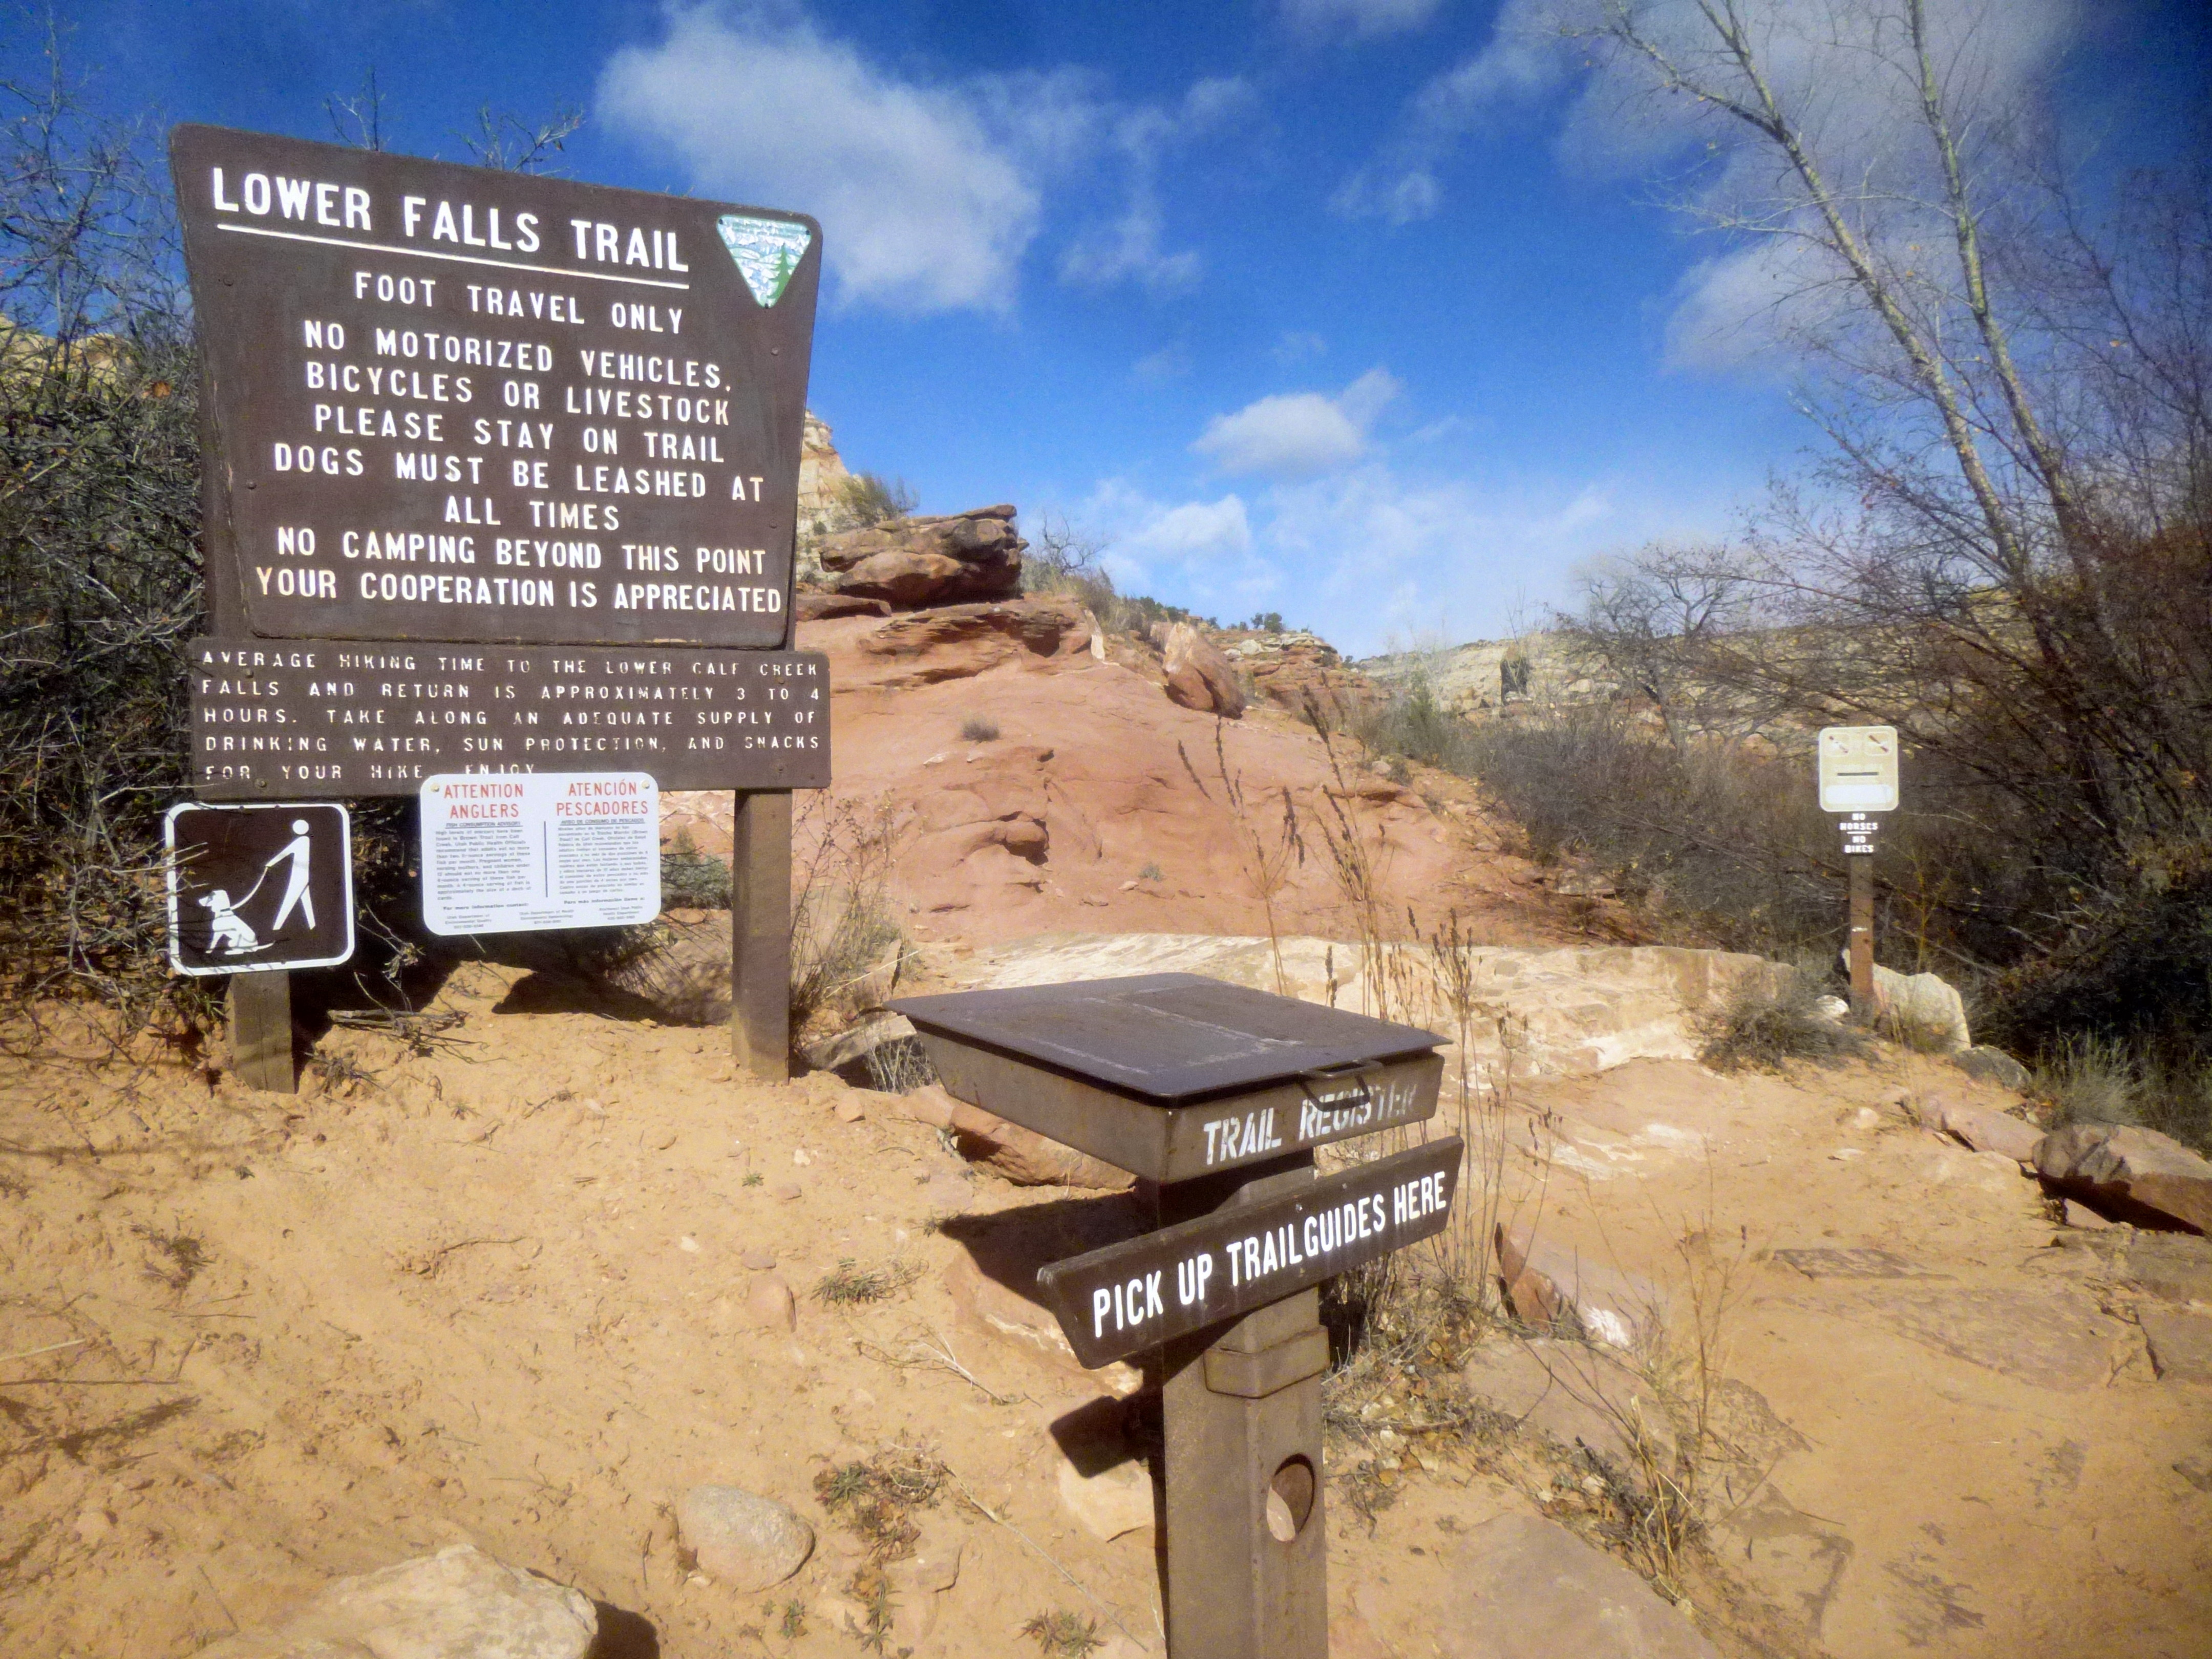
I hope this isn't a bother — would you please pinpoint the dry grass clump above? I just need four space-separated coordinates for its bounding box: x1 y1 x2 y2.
959 713 1001 742
813 1444 946 1560
813 1258 920 1306
789 795 909 1041
1696 967 1869 1072
1021 1610 1104 1656
2034 1034 2212 1153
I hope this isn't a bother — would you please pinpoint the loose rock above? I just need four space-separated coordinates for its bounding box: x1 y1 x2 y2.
1933 1099 2044 1164
676 1485 814 1590
1952 1045 2030 1090
740 1277 796 1331
196 1543 597 1659
1495 1221 1667 1351
1871 965 1971 1052
945 1101 1134 1190
2035 1122 2212 1233
1161 621 1246 718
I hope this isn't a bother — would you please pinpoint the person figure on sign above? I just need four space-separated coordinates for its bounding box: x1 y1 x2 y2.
198 889 260 956
263 818 316 933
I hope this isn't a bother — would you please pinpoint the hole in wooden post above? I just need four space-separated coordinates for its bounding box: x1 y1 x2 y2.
1266 1455 1315 1541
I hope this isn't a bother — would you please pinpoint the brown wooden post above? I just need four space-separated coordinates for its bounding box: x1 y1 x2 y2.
1159 1153 1330 1659
1847 854 1876 1016
730 790 793 1082
229 971 295 1093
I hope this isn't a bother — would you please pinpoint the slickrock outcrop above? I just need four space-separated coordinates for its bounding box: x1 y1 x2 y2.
1228 628 1384 718
817 505 1027 609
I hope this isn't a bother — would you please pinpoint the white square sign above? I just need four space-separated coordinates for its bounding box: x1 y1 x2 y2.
419 773 661 937
1817 726 1900 813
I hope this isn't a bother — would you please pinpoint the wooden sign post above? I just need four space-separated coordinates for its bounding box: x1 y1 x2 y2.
893 974 1455 1659
168 124 830 1084
1818 727 1899 1016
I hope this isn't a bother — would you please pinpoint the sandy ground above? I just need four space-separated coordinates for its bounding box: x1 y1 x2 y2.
3 970 2206 1658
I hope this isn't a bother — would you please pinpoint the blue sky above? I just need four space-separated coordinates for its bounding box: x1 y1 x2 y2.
24 0 2209 653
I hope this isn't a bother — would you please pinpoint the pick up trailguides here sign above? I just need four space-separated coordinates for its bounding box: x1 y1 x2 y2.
1037 1137 1463 1369
419 771 660 935
171 124 820 649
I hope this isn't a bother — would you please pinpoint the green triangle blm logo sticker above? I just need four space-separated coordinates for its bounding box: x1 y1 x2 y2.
717 216 812 307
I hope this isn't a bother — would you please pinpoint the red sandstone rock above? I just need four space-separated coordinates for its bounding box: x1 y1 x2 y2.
1161 621 1246 718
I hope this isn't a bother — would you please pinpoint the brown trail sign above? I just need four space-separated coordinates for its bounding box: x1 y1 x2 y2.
171 124 828 1089
171 124 819 651
894 973 1455 1659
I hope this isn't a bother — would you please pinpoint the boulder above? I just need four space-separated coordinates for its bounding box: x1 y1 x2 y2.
1161 622 1246 718
1496 1221 1667 1352
1870 964 1971 1052
675 1485 814 1590
952 1104 1133 1191
891 1083 1131 1189
195 1543 597 1659
1952 1045 2029 1090
1932 1099 2044 1164
2035 1122 2212 1234
818 506 1026 609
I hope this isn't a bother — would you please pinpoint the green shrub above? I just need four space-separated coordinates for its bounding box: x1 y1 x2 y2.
660 830 732 909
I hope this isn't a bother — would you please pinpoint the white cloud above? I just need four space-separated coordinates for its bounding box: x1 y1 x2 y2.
1193 368 1402 479
1077 482 1273 604
1281 0 1445 39
599 7 1040 313
1328 166 1441 225
1132 344 1193 383
1060 195 1203 292
1271 330 1328 366
1072 460 1739 653
601 9 1241 311
1060 78 1250 294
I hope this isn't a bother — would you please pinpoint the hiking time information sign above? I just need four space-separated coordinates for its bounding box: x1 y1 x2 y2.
173 123 820 652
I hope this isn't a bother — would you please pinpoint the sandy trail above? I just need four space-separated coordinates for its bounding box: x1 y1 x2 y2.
3 965 2205 1657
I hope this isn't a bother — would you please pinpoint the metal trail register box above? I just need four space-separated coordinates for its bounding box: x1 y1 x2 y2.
891 973 1458 1659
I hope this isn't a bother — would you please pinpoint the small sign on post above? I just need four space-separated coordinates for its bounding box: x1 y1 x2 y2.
165 801 355 1096
1818 726 1898 1013
419 771 660 936
164 802 355 975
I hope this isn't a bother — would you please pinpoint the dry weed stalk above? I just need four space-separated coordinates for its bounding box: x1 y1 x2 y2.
1178 727 1306 995
1512 1185 1769 1601
1416 912 1519 1313
789 794 910 1036
1297 698 1429 1020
